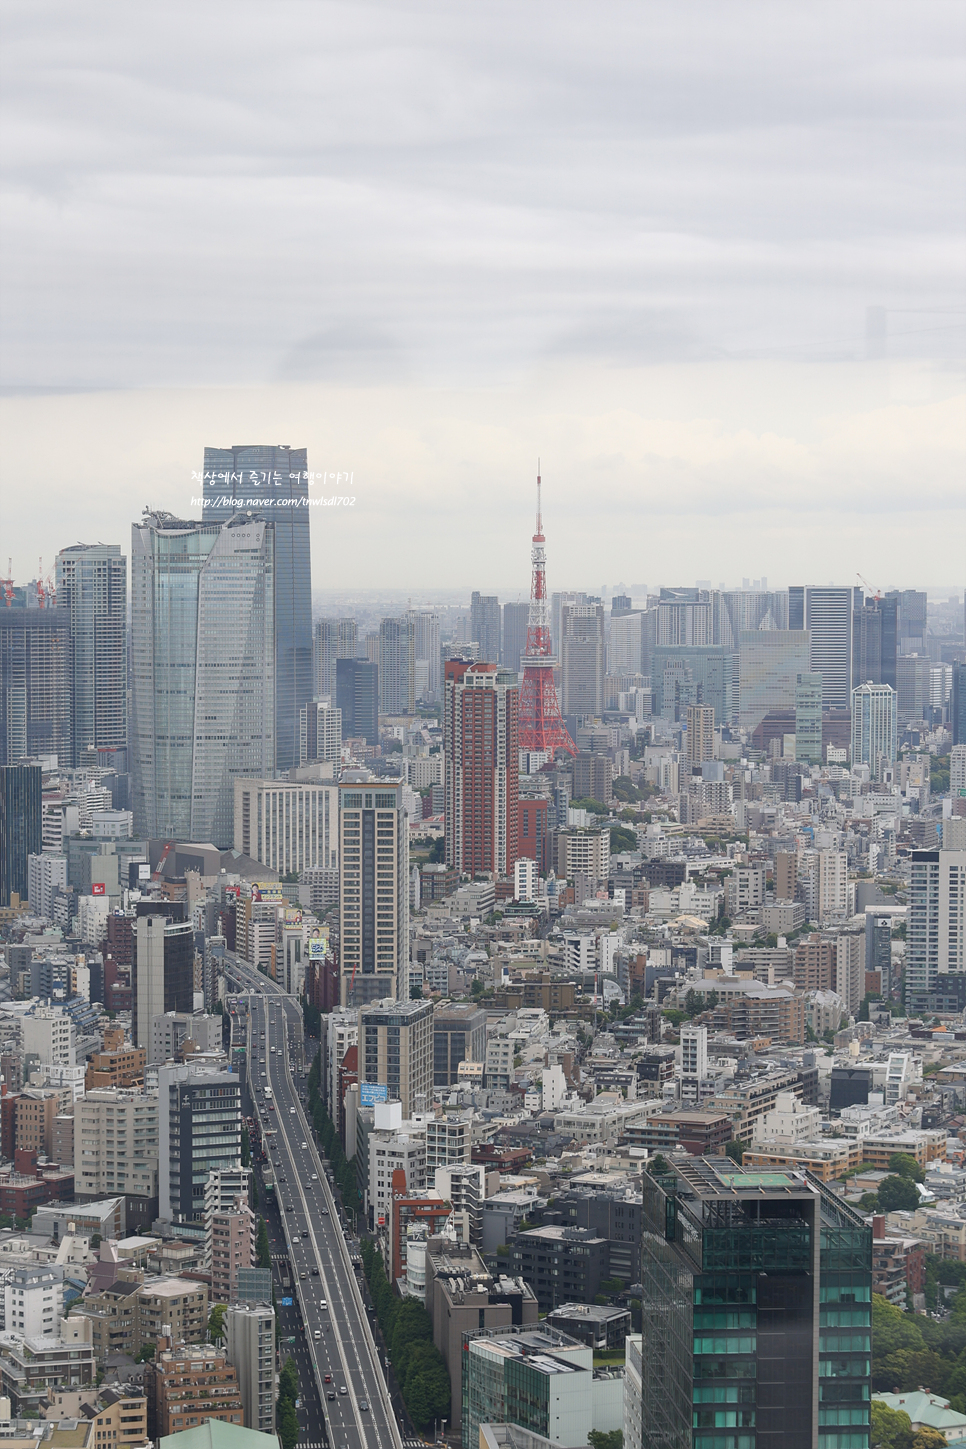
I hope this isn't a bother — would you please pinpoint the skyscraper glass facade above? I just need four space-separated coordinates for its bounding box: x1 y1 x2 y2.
55 543 127 765
640 1157 871 1449
0 605 72 766
203 446 312 772
739 631 811 732
131 513 275 847
796 672 823 764
0 764 42 906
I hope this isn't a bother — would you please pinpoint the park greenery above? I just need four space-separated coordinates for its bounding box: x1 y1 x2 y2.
856 1154 925 1215
360 1239 451 1432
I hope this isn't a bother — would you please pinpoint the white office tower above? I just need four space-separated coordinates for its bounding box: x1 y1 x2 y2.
226 1302 276 1435
27 854 68 919
233 777 338 873
906 849 966 1012
850 682 898 770
131 511 275 849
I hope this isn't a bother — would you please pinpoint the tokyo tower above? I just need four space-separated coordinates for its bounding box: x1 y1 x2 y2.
518 467 576 756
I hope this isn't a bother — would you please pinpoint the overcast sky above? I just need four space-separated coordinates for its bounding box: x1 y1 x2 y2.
2 1 963 590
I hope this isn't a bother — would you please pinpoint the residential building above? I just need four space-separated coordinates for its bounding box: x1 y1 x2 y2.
339 780 409 1006
517 795 551 873
22 1006 74 1067
0 601 72 766
335 657 378 744
443 659 520 878
851 681 898 769
433 1163 485 1246
640 1156 871 1449
685 704 715 764
208 1196 255 1305
425 1114 471 1172
150 1013 221 1067
74 1090 159 1201
555 829 610 885
27 852 68 919
379 615 416 715
0 1322 96 1413
560 603 605 717
627 1108 732 1157
2 1264 64 1338
313 617 357 700
55 543 127 765
133 911 194 1053
145 1339 243 1440
359 998 433 1118
233 776 338 874
130 511 275 846
224 1302 275 1435
953 663 966 747
572 751 612 805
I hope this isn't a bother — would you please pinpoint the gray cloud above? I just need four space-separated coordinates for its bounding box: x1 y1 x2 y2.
2 0 963 389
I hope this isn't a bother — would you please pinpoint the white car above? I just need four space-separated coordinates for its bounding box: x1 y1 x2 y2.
301 1141 308 1149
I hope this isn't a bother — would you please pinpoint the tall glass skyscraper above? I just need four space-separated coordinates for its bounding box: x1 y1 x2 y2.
640 1156 871 1449
55 543 127 765
131 511 275 848
738 630 811 732
0 598 72 766
203 446 312 772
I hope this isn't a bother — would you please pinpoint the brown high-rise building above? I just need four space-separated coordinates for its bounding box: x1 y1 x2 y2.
145 1340 243 1440
775 851 798 903
443 660 519 878
792 938 836 993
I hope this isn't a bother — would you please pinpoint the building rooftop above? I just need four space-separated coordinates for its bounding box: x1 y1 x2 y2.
158 1424 275 1449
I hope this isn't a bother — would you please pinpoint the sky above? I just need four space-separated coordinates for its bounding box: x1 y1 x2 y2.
2 1 964 592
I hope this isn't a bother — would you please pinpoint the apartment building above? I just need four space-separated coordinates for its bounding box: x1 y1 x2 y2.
74 1090 159 1202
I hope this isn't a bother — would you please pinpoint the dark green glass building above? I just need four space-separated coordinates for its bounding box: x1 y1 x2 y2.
640 1157 871 1449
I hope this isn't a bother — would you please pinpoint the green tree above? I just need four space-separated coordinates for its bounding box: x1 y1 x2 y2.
647 1154 672 1177
877 1175 921 1213
888 1153 925 1184
724 1140 745 1165
256 1217 271 1270
240 1123 251 1169
208 1304 227 1342
588 1433 623 1449
870 1400 913 1449
610 825 637 854
912 1430 948 1449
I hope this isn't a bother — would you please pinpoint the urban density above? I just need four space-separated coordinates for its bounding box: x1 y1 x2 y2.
0 452 963 1449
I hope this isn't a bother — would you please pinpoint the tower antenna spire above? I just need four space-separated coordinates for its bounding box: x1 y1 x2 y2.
518 464 575 757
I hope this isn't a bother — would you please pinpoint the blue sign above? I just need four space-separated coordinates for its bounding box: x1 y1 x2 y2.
281 1297 294 1306
360 1082 388 1106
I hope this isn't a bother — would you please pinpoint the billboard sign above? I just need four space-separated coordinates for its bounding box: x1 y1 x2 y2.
360 1082 388 1107
309 939 329 960
91 882 106 897
251 882 284 905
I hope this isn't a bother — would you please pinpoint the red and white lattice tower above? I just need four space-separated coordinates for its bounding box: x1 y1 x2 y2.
518 468 575 756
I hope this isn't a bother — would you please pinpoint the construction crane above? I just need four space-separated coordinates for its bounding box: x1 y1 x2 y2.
152 841 175 881
856 572 881 602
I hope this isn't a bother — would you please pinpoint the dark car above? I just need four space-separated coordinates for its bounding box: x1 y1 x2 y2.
359 1401 368 1412
326 1391 336 1401
311 1267 319 1276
